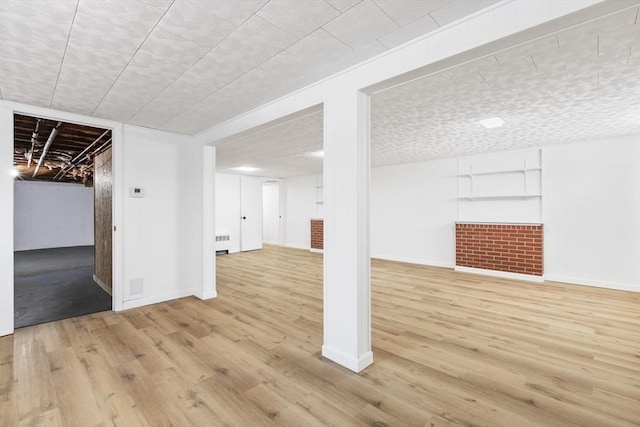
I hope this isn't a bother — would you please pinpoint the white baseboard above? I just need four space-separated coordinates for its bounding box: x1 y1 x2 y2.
322 345 373 373
122 288 195 310
455 266 544 283
195 289 218 300
544 274 639 293
310 248 324 253
283 243 310 251
372 254 453 268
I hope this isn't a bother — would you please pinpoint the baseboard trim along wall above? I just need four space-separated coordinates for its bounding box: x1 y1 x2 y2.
544 274 639 293
455 266 545 283
372 254 453 269
122 289 195 310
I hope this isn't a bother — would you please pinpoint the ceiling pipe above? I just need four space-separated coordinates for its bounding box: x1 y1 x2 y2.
54 129 110 180
32 122 61 178
27 118 41 167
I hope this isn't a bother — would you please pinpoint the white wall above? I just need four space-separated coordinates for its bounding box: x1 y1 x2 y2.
282 174 322 250
282 136 640 291
371 158 458 267
544 135 640 291
120 125 201 307
215 173 241 253
263 181 280 244
14 180 94 251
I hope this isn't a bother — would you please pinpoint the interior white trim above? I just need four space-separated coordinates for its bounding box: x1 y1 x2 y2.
544 275 640 293
455 265 545 283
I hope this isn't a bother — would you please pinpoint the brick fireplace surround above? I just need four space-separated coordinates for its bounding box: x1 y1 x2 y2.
455 222 543 277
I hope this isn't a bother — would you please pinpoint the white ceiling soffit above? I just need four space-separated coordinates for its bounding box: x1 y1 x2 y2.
0 0 500 135
215 6 640 177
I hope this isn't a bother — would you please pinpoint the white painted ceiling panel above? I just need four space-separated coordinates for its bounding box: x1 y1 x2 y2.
324 0 362 13
185 0 268 26
257 0 340 38
323 0 399 49
429 0 499 27
378 13 440 49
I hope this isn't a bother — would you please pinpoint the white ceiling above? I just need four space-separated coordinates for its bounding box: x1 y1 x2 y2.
215 5 640 177
0 0 499 135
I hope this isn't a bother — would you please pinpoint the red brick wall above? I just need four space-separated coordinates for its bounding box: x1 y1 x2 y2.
310 219 323 250
455 223 543 276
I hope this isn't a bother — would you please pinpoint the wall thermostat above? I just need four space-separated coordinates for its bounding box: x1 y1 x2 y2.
129 187 145 198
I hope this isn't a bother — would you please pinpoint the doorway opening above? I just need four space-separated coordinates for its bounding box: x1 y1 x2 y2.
13 114 113 328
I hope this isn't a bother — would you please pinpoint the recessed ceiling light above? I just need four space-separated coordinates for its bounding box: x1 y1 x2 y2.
478 117 505 129
308 150 324 158
11 168 20 178
233 166 259 172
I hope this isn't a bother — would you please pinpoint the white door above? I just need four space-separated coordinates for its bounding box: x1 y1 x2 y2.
240 176 263 251
262 181 280 245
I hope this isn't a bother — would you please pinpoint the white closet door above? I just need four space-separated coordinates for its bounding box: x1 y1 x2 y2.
240 176 263 251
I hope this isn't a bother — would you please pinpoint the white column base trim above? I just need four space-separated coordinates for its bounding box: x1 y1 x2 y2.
455 266 544 283
310 248 324 253
195 289 218 300
122 289 194 310
322 345 373 373
372 254 452 268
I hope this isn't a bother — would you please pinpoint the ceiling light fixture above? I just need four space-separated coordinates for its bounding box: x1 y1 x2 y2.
233 166 259 172
478 117 505 129
11 168 20 178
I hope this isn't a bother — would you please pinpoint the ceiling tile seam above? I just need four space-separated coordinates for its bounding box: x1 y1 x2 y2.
288 28 354 63
129 2 279 124
138 0 172 13
48 0 80 109
323 0 342 15
370 0 401 27
89 0 177 117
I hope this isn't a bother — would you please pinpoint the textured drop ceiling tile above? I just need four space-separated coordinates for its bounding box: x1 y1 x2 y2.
158 0 236 50
373 0 447 26
378 13 439 49
139 0 174 11
77 0 164 38
322 0 398 49
225 15 298 62
287 29 352 69
324 0 362 12
557 7 639 47
189 38 270 84
494 35 559 64
186 0 268 26
257 0 339 38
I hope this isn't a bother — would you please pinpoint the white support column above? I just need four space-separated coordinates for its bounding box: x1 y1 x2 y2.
199 145 217 299
322 89 372 372
0 103 15 336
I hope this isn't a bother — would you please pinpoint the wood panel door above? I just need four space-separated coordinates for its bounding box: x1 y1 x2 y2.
94 147 112 294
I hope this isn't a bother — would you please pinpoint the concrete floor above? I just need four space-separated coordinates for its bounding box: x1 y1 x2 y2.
14 246 111 328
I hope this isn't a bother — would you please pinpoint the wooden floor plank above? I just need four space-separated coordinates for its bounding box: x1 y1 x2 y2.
1 245 638 426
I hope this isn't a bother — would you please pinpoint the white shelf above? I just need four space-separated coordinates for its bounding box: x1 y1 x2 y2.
459 194 542 201
458 167 542 177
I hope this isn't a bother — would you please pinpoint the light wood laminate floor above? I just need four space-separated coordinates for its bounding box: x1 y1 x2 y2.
1 245 639 426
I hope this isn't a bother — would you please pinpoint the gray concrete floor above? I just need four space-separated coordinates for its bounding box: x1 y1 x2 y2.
14 246 112 328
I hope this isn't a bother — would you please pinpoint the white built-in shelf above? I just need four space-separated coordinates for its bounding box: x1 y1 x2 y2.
459 194 542 201
457 167 542 178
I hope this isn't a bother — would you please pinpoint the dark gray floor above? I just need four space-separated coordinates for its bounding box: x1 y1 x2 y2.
14 246 112 328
